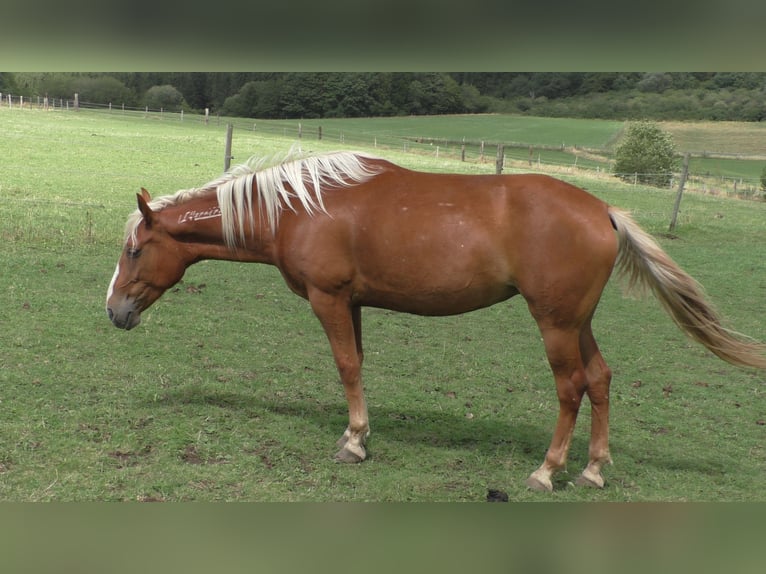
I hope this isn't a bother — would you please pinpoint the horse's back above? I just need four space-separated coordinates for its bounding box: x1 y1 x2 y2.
349 165 617 280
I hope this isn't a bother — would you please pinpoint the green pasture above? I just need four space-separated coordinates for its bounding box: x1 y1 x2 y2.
238 114 765 185
689 156 765 181
254 114 625 148
1 108 765 501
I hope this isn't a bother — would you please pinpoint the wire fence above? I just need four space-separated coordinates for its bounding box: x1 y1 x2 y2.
3 92 764 201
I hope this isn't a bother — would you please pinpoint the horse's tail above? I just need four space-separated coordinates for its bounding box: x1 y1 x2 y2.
608 206 766 369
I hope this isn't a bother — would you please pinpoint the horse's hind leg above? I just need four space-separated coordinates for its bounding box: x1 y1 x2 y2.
526 326 588 492
576 324 613 488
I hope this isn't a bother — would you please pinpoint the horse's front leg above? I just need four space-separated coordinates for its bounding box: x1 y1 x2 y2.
309 291 369 463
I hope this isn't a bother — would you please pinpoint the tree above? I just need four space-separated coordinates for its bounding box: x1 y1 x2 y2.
637 72 673 93
144 85 185 111
280 73 332 118
329 74 377 117
72 76 135 106
402 73 466 115
613 121 678 188
221 80 282 118
172 73 208 109
0 72 18 93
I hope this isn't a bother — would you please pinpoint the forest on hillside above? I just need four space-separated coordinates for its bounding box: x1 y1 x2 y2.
3 72 766 121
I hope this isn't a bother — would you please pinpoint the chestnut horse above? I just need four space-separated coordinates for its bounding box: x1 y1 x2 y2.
106 151 766 492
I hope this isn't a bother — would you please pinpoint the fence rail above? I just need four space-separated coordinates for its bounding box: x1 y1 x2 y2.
2 93 763 200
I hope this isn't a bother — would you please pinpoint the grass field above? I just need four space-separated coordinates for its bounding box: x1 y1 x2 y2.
251 114 625 148
661 121 766 157
241 114 766 155
1 108 765 501
230 113 766 189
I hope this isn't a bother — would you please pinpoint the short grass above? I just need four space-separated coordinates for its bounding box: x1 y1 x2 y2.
1 108 765 501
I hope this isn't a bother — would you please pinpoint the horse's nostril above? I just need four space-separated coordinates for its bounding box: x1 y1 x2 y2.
107 308 114 321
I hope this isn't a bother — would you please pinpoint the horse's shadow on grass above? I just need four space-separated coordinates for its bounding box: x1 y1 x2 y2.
142 387 725 490
149 386 728 481
152 386 553 465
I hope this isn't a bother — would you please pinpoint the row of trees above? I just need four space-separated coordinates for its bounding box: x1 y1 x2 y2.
2 72 479 118
218 73 482 118
3 72 766 121
451 72 766 100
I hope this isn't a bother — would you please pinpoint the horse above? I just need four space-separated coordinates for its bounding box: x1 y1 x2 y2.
106 150 766 492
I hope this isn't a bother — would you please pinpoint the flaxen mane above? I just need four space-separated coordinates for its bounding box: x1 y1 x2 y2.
125 149 382 248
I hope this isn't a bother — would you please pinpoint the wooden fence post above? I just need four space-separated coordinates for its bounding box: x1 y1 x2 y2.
669 153 690 232
495 144 504 175
224 124 234 172
318 126 322 140
74 93 79 111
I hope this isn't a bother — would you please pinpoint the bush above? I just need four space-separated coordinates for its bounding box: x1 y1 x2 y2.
613 121 678 187
144 85 185 111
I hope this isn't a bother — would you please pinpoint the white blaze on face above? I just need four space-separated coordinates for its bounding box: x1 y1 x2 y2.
106 263 120 308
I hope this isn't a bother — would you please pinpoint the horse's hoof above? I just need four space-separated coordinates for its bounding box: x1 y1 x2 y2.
525 473 553 493
336 433 350 449
334 445 366 464
575 471 605 489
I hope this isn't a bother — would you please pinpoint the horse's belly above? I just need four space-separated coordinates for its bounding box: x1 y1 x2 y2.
356 265 518 316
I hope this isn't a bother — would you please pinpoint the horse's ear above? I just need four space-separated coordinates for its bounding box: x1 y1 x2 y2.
136 189 156 227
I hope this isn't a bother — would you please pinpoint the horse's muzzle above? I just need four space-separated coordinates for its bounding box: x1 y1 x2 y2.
106 301 141 330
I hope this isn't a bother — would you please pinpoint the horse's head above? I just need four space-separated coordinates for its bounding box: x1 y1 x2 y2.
106 189 189 330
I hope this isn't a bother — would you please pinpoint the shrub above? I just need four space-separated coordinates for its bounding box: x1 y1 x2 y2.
144 85 185 112
613 121 678 187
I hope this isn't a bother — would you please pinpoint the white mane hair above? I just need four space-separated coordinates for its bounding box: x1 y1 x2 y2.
124 149 383 249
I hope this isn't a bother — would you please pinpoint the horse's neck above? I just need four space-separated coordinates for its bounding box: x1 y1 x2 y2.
163 201 276 265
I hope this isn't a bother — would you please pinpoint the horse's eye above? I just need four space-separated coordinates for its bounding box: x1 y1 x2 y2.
126 247 142 259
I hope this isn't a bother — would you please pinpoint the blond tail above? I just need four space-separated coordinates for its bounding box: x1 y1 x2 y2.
608 207 766 369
